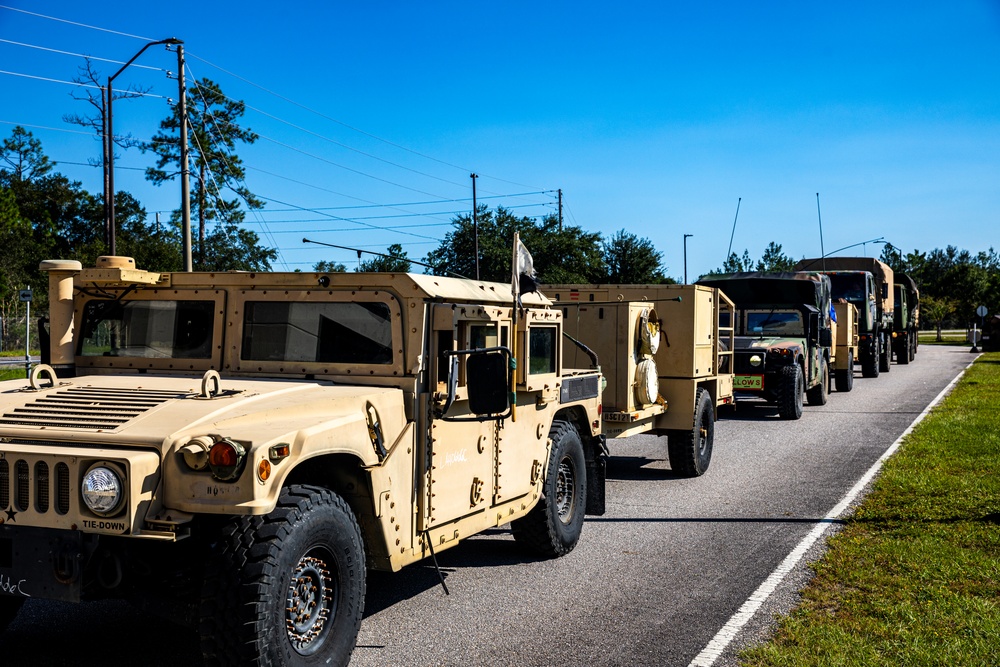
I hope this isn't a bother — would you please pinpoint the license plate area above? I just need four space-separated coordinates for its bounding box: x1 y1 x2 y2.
734 375 763 390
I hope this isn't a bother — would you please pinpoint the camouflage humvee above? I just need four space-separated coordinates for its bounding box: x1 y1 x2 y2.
0 256 606 666
696 273 834 420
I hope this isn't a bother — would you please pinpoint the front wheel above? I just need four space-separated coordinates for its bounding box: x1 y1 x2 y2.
861 344 880 378
778 364 804 420
512 420 586 557
667 387 714 477
879 335 892 372
199 485 366 667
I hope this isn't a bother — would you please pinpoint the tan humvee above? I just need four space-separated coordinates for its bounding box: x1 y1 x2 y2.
543 284 735 477
0 256 605 666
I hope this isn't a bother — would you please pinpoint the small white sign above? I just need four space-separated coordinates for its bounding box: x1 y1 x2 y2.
18 289 32 303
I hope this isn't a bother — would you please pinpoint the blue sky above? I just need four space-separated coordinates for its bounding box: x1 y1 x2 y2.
1 1 998 279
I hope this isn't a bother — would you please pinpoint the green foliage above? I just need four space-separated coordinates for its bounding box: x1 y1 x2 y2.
143 78 269 270
424 206 605 284
756 241 795 272
358 243 411 272
602 229 673 284
314 260 348 273
890 245 998 326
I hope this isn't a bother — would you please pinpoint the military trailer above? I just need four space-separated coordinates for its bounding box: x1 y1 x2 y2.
893 273 920 364
0 256 607 666
696 273 834 420
832 300 859 392
792 257 894 377
543 284 735 477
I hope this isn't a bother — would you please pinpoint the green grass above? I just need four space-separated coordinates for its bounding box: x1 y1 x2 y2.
740 352 1000 667
918 331 970 346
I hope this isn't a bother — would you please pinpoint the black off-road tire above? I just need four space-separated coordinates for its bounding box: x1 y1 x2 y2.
511 420 586 558
199 485 366 667
806 357 829 406
896 337 910 364
0 596 24 634
835 354 854 392
861 346 880 378
879 335 892 372
778 364 804 420
667 387 714 477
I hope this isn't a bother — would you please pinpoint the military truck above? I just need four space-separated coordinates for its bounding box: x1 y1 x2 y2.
0 256 607 666
696 273 834 420
893 273 920 364
792 257 894 377
543 284 735 476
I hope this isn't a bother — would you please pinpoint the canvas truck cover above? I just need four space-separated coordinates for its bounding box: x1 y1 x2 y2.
791 257 894 314
697 272 832 325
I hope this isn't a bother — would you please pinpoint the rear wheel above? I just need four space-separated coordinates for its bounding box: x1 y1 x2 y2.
835 354 854 392
879 335 892 372
512 420 586 557
806 358 829 406
199 485 366 667
667 387 714 477
897 337 910 364
778 364 804 420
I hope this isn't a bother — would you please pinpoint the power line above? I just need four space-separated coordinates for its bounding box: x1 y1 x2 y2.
0 120 93 136
0 5 153 41
0 69 166 98
0 38 165 71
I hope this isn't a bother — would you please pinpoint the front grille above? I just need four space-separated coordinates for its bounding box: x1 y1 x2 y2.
35 461 49 512
0 386 182 431
0 459 7 508
56 462 70 515
15 460 28 511
733 353 763 375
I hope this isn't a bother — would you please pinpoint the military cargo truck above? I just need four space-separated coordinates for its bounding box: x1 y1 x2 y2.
893 273 920 364
696 273 834 420
543 284 735 476
792 257 894 377
0 256 607 666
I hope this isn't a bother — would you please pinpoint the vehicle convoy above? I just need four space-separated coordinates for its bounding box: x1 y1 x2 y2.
792 257 895 377
0 256 608 666
893 273 920 364
695 272 835 420
543 283 735 476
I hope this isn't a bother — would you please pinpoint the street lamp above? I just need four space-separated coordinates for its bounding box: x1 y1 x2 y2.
683 234 693 284
106 38 189 269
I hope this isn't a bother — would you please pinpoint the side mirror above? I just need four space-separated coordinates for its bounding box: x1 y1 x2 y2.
882 283 889 299
440 347 512 422
819 328 833 347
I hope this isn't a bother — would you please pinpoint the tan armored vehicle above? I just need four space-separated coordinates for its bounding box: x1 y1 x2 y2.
831 300 859 392
0 256 606 666
543 284 735 476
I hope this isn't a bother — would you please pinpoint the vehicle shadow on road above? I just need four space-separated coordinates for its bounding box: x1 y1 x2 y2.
363 529 544 618
606 455 685 481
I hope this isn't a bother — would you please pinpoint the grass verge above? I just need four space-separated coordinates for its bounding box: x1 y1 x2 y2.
740 351 1000 667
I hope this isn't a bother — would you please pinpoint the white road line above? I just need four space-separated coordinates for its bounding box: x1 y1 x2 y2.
688 356 980 667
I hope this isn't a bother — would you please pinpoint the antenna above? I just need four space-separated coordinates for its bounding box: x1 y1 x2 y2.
726 197 741 263
816 192 825 272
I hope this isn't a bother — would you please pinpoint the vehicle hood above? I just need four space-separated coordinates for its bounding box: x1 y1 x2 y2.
733 336 803 351
0 374 405 449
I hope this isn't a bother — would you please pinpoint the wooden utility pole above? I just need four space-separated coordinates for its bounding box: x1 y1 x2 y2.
471 173 479 280
558 188 563 231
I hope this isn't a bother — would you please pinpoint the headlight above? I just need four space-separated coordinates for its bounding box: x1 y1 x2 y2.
750 354 762 367
81 465 124 516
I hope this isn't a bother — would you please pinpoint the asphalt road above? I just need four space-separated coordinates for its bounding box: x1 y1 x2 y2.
0 345 975 666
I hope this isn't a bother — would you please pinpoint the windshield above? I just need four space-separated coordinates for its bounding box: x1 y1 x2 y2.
829 274 867 302
745 311 804 336
79 300 215 359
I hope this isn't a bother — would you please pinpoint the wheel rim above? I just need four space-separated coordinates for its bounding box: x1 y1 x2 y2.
555 456 576 524
286 549 337 655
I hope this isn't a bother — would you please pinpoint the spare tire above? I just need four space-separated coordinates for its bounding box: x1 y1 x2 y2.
635 358 659 406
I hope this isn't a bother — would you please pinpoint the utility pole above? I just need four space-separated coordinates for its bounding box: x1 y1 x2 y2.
106 37 182 257
471 173 479 280
558 189 563 232
177 42 192 271
684 234 693 284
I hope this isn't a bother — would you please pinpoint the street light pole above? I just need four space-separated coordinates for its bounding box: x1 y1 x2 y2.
106 37 182 256
683 233 693 284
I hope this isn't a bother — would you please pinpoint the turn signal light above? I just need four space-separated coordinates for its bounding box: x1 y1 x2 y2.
208 438 247 481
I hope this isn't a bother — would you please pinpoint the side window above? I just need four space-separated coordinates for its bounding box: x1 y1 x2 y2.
528 326 557 375
242 301 393 364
